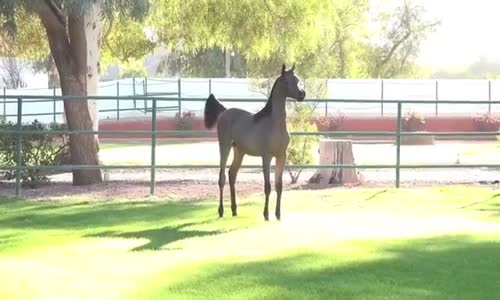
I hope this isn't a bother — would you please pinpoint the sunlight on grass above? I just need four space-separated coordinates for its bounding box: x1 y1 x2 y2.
1 186 499 299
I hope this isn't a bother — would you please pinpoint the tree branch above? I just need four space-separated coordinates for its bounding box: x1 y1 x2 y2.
34 0 71 68
43 0 67 27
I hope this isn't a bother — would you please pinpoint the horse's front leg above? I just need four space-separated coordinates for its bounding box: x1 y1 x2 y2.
262 155 272 221
275 153 286 221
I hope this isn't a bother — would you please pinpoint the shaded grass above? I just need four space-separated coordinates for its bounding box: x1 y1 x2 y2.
148 237 500 300
1 186 500 299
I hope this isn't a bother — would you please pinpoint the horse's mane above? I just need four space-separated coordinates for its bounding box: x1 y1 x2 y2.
253 77 279 122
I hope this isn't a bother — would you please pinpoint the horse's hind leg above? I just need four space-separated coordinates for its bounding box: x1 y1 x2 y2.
229 146 245 217
218 136 232 218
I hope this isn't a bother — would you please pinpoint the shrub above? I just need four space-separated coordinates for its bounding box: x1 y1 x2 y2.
175 111 196 131
402 111 426 132
0 119 69 187
286 103 319 184
316 111 345 131
473 113 499 132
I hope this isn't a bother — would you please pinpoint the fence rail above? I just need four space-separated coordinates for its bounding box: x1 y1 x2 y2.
1 95 499 197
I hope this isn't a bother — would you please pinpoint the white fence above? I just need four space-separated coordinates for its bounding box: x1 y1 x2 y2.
2 77 499 123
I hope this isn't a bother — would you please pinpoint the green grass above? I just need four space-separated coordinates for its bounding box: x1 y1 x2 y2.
1 187 500 299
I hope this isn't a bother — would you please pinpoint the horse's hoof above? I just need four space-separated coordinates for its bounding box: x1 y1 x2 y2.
275 212 281 221
232 212 237 217
218 208 224 218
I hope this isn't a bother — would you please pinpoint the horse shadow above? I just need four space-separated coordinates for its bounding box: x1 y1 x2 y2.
87 220 229 252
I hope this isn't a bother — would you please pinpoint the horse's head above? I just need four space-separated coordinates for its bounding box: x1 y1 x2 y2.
279 63 306 101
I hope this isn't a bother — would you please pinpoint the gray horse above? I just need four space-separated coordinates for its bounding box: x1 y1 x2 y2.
203 64 306 221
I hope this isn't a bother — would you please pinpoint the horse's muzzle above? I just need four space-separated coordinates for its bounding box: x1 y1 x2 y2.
297 90 306 101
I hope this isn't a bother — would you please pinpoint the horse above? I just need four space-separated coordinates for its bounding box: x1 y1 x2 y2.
203 64 306 221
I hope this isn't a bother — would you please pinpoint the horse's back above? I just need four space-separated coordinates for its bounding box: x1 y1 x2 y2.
217 108 253 129
217 108 279 156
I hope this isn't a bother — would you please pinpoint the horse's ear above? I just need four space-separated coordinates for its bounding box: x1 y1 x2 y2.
291 64 295 72
282 63 286 74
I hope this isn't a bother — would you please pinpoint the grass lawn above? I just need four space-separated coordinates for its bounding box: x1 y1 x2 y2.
1 186 500 299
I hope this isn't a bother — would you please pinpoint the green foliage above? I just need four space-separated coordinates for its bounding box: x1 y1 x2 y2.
0 0 440 81
0 119 69 187
101 13 157 70
365 0 440 78
286 103 319 184
0 0 152 71
0 7 49 61
159 47 247 78
119 58 148 78
149 0 332 62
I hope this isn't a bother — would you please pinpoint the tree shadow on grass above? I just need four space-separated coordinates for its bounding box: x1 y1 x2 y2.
0 200 214 231
87 220 230 251
460 193 500 218
144 235 500 299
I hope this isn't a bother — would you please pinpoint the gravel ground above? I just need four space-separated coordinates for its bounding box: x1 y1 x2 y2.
1 167 499 200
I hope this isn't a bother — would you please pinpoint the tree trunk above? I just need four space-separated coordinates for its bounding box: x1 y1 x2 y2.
35 0 103 186
85 2 101 139
308 139 359 186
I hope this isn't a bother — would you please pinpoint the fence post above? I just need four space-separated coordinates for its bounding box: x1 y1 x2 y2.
132 76 136 109
177 78 182 116
209 78 212 94
144 78 148 113
15 97 23 197
324 79 328 116
116 81 120 120
150 98 157 195
488 80 492 114
435 80 439 116
395 101 402 188
2 87 5 120
380 79 384 116
53 87 57 123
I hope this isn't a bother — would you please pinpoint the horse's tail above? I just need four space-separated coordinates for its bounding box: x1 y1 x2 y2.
204 93 226 129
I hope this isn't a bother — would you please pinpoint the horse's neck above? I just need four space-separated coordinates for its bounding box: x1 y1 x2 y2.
270 88 288 131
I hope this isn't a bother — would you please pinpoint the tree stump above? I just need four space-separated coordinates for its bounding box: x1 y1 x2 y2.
400 132 435 145
308 139 359 185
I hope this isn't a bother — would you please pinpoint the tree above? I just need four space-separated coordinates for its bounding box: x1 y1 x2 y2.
366 0 440 78
100 12 157 72
158 47 247 78
0 0 150 185
149 0 332 71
